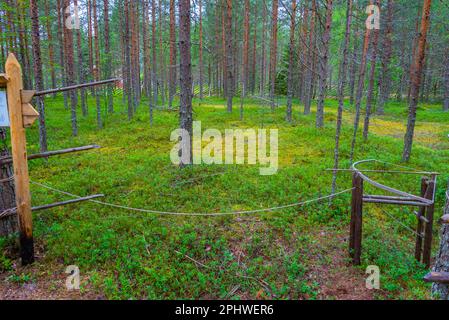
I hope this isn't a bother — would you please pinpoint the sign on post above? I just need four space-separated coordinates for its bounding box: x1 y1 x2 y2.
0 91 9 127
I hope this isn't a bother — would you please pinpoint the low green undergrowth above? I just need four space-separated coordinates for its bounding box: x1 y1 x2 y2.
1 93 448 299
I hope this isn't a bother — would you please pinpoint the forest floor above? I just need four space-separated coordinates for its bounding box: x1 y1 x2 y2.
1 95 448 300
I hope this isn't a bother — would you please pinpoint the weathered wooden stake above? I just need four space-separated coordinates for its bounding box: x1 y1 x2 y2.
5 53 39 266
350 172 363 265
415 177 429 262
423 175 437 268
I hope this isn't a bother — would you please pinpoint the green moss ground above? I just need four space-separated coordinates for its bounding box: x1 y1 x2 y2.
1 94 448 300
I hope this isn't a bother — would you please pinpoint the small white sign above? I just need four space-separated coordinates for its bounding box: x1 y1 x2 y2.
0 91 9 127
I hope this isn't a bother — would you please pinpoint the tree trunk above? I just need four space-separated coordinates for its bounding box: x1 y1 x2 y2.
432 183 449 299
250 5 257 95
159 0 166 105
402 0 433 162
241 0 250 119
316 0 333 128
407 7 422 104
62 0 78 137
299 0 309 103
87 0 94 95
124 0 133 120
168 0 177 109
142 0 151 101
349 1 372 164
349 22 359 106
331 0 352 196
260 0 267 96
303 0 316 115
199 0 204 100
104 0 114 113
57 0 69 109
0 129 17 237
269 0 279 110
30 0 49 151
286 0 297 122
225 0 234 113
0 15 5 67
73 0 87 117
152 0 158 110
17 1 31 89
178 0 193 164
44 0 57 93
93 0 103 129
443 50 449 112
363 0 380 141
377 0 394 115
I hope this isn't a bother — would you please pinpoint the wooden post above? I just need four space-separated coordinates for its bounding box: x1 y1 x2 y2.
350 172 363 265
5 53 38 266
415 177 429 262
423 174 436 268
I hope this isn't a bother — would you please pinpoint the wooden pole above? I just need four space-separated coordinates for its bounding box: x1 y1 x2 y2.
0 144 101 165
415 177 429 262
423 175 436 268
350 172 363 265
34 78 119 97
5 53 35 265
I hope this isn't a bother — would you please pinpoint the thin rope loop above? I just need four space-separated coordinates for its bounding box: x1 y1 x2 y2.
29 180 354 217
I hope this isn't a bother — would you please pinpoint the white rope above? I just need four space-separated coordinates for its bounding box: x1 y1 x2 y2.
29 180 353 217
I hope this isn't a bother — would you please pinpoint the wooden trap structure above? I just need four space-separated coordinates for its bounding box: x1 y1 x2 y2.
0 54 117 265
349 159 438 268
424 190 449 288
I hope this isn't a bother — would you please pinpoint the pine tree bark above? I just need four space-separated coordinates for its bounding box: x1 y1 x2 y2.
92 0 103 128
377 0 394 115
178 0 193 165
349 1 372 164
260 0 267 96
250 5 258 95
432 183 449 299
104 0 114 113
299 0 309 103
363 0 380 141
269 0 279 110
44 0 57 94
241 0 250 119
87 0 94 95
348 22 359 106
30 0 49 151
63 0 78 137
443 50 449 112
73 0 87 117
17 1 31 89
225 0 234 113
143 0 151 99
316 0 333 128
168 0 177 109
57 0 69 109
199 0 204 100
0 132 17 237
331 0 352 196
158 0 166 105
303 0 316 115
152 0 158 109
286 0 297 122
124 0 133 120
403 0 433 162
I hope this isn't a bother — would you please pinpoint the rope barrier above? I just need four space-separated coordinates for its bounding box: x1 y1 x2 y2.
29 180 354 217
